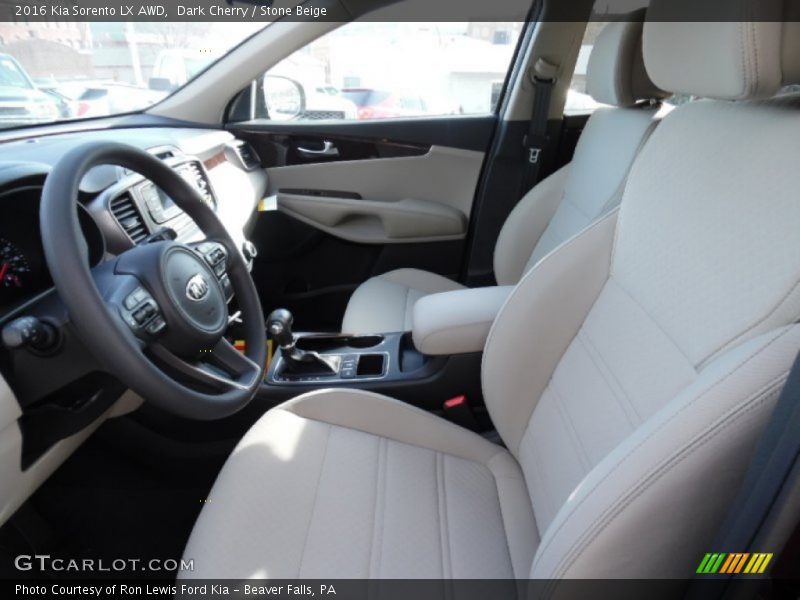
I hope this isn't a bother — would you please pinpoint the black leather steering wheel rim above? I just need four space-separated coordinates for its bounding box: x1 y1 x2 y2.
40 141 267 419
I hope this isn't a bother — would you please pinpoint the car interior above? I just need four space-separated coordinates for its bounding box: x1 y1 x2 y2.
2 0 800 592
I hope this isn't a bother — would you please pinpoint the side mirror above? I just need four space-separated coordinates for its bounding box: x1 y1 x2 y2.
148 77 177 92
262 75 306 121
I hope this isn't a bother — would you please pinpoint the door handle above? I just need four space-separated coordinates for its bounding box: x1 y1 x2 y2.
297 141 340 158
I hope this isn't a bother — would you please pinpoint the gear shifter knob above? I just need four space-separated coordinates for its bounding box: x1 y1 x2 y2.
266 308 339 377
266 308 295 349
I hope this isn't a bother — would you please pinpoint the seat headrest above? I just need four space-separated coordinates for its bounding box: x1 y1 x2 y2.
586 9 668 107
644 0 800 100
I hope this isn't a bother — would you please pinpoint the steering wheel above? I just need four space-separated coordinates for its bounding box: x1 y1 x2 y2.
40 142 267 420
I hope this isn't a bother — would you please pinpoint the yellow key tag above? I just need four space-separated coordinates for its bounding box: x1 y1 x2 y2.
234 339 273 371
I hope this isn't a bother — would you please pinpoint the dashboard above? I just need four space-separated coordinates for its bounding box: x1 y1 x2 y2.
0 127 267 318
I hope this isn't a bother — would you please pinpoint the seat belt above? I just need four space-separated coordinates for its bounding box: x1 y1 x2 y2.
687 349 800 598
520 58 558 196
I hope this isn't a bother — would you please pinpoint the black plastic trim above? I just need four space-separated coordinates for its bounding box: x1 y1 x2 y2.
230 115 497 154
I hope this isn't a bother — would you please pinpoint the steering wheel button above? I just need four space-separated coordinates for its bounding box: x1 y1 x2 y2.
220 276 233 300
133 306 152 324
146 316 166 335
204 246 226 266
124 294 139 310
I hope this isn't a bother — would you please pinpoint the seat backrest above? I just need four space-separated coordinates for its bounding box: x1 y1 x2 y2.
482 0 800 578
493 11 668 287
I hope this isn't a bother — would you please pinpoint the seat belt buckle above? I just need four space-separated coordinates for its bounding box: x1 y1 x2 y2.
443 395 480 431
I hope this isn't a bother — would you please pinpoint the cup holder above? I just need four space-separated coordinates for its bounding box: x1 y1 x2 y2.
295 334 385 352
357 353 386 377
347 335 385 349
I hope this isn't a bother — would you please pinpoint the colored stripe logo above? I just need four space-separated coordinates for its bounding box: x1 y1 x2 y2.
696 553 773 575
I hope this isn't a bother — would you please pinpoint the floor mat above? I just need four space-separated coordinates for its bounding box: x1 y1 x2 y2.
0 423 220 579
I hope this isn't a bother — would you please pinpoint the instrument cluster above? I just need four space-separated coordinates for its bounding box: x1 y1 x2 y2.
0 185 104 313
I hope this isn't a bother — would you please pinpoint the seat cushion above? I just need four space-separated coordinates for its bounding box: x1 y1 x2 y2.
181 390 538 579
342 268 465 333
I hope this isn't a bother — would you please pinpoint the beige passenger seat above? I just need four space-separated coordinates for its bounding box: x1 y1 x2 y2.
342 10 669 334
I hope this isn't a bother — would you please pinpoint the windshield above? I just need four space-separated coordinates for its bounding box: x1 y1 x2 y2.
0 22 264 129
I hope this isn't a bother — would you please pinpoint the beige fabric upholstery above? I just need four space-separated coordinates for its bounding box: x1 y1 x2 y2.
531 326 800 579
585 10 667 107
495 103 662 284
644 0 792 100
182 390 538 579
482 211 619 455
411 286 514 356
489 166 567 287
483 94 800 577
343 14 663 333
186 1 800 580
342 268 465 333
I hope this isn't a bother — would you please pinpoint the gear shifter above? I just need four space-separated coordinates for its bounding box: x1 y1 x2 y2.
266 308 295 349
266 308 340 376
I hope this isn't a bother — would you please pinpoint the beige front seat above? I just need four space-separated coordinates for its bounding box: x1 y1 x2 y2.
183 8 800 579
341 12 667 334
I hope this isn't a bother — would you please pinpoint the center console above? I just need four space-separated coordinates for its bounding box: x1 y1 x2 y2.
270 332 426 383
258 323 482 412
258 283 513 417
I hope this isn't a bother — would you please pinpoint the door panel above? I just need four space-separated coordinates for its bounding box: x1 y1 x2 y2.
276 189 467 244
265 145 484 223
237 114 497 157
232 119 494 332
245 130 431 167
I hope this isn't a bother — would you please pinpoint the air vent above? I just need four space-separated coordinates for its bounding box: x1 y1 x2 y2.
119 147 179 178
233 141 260 170
180 161 215 208
110 193 148 244
153 149 176 160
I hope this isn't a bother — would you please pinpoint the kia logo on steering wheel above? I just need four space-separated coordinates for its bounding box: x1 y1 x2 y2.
186 273 210 302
